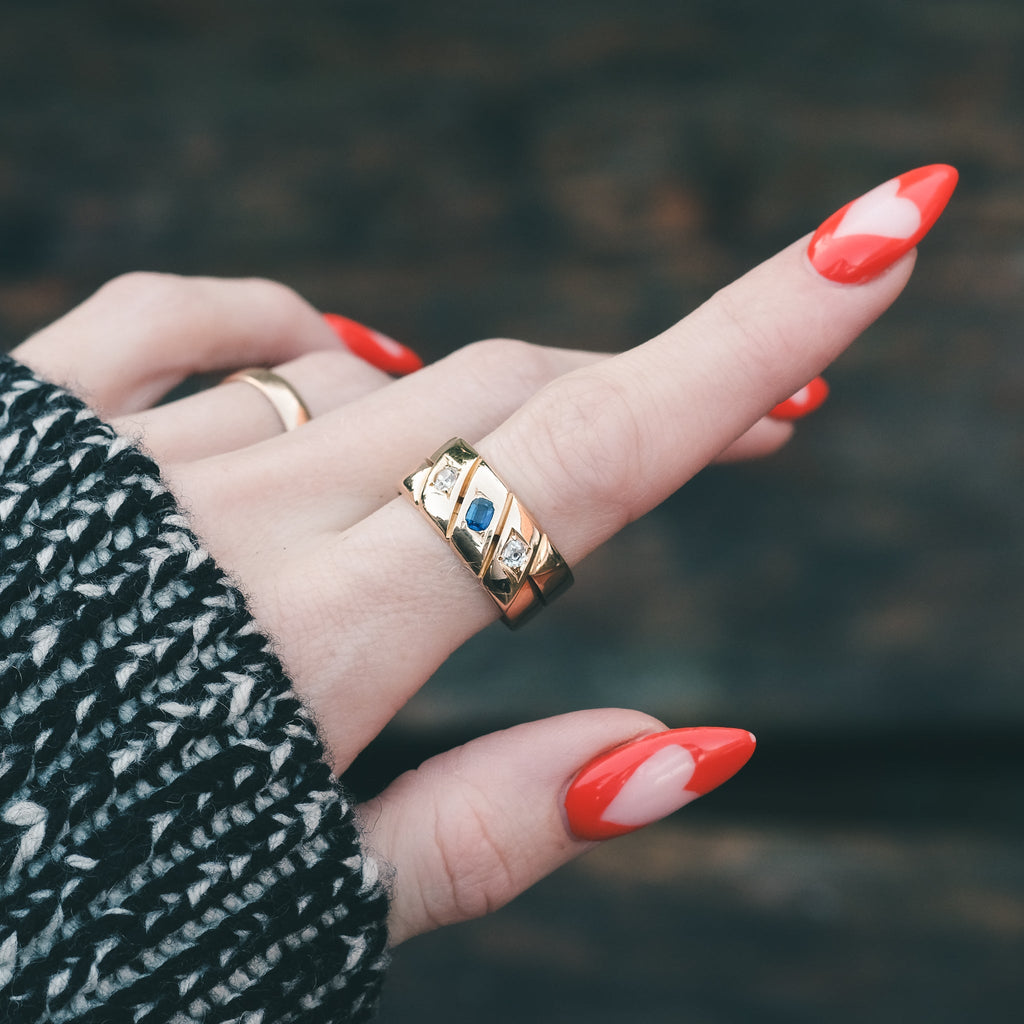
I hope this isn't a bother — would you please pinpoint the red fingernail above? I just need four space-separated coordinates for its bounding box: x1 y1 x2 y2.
564 727 756 841
769 376 830 421
807 164 958 284
323 313 424 375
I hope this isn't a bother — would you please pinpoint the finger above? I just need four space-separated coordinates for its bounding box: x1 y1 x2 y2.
162 334 796 533
357 710 755 944
114 349 391 463
168 348 796 545
149 358 789 484
11 273 389 417
287 165 957 759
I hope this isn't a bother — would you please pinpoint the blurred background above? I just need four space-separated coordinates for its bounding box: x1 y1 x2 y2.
2 1 1022 1020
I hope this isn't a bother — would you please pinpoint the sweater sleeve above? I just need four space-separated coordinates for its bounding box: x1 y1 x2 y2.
0 356 390 1023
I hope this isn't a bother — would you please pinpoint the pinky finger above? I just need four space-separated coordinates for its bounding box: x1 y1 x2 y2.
355 710 755 945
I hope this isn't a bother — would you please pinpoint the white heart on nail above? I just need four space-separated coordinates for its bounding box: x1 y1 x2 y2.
370 330 405 356
600 744 698 827
831 178 921 241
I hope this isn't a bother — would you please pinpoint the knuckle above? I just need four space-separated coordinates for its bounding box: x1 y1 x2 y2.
233 277 315 334
449 338 560 398
94 271 190 310
236 275 306 310
519 370 646 529
711 287 792 382
418 782 519 929
97 274 314 339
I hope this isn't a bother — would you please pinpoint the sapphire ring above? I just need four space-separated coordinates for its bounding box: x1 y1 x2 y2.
402 438 573 628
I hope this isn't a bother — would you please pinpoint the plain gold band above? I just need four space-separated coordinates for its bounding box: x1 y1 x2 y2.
223 367 312 432
403 438 573 629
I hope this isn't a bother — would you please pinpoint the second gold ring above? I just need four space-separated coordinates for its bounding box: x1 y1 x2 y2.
224 367 312 432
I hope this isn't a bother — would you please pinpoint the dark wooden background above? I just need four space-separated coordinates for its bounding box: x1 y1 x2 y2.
2 1 1022 1020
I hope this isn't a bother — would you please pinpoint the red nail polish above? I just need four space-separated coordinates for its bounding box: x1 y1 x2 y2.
564 727 756 841
807 164 958 284
323 313 424 376
769 376 830 421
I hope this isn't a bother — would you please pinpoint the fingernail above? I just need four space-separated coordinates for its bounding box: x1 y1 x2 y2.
564 727 756 841
807 164 958 284
769 376 830 420
323 313 424 375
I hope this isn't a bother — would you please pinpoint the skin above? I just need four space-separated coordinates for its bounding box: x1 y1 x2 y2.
12 236 914 945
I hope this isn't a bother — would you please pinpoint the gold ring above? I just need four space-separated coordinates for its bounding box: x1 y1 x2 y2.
403 438 573 629
223 367 311 432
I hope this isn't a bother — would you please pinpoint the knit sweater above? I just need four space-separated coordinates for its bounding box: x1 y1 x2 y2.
0 356 390 1022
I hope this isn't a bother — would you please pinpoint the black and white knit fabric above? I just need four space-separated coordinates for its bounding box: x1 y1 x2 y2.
0 356 390 1023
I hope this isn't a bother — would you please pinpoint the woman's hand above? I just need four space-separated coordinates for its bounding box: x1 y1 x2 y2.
11 164 957 946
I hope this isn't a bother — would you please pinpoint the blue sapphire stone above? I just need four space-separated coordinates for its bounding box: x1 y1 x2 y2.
465 496 495 532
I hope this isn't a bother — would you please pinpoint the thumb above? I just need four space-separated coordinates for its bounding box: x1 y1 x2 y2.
355 709 755 945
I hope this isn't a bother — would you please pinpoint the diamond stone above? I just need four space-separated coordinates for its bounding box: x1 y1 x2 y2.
499 534 530 572
433 465 458 495
465 496 495 533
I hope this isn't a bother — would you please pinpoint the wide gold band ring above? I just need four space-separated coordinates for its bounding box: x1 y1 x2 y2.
223 367 312 432
403 438 573 629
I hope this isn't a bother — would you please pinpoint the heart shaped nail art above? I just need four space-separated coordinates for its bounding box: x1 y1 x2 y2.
830 179 922 241
808 164 958 285
599 744 699 827
564 727 756 841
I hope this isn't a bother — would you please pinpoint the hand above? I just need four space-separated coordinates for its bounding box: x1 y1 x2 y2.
12 164 957 945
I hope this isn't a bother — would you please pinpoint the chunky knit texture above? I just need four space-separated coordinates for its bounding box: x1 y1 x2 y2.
0 356 390 1023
